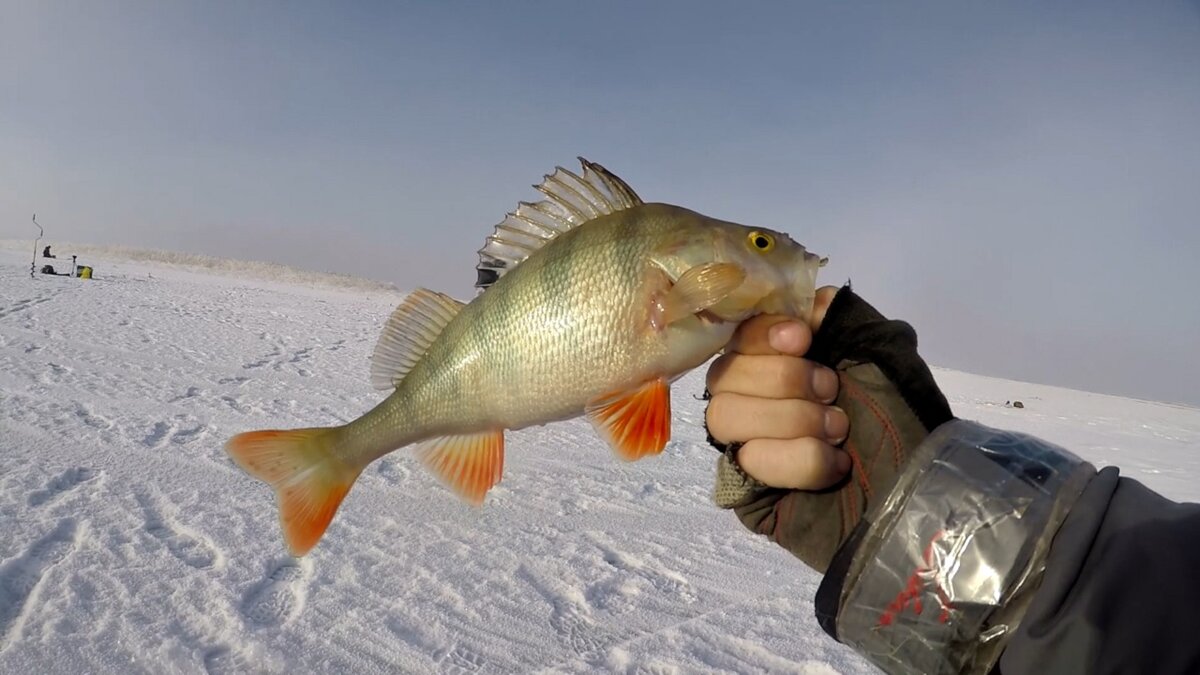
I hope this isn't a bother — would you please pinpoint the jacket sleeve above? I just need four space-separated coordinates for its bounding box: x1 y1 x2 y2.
812 419 1200 674
996 468 1200 675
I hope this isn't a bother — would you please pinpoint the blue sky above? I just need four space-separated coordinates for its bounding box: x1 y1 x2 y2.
3 2 1199 406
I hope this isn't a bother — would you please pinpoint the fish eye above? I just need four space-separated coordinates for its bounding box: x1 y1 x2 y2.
747 231 775 252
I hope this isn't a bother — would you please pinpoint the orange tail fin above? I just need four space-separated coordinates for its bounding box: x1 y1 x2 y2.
225 428 361 556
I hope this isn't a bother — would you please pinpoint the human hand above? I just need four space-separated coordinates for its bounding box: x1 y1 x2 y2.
708 285 954 573
705 287 849 490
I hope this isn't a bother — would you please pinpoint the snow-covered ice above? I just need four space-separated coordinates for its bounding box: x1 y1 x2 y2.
2 244 1197 674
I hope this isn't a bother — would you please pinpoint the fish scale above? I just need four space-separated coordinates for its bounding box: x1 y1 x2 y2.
225 158 825 556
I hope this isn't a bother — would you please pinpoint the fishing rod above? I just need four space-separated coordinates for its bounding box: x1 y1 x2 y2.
31 214 43 279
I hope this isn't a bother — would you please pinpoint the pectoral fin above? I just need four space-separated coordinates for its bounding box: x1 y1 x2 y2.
586 378 671 461
655 262 746 327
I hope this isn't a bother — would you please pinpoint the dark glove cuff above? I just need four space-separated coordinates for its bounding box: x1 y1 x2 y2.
809 286 953 432
815 420 1095 675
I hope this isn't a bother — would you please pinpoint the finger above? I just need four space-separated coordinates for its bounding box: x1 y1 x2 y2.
706 352 839 403
736 437 851 490
808 285 839 332
706 394 848 444
727 314 813 356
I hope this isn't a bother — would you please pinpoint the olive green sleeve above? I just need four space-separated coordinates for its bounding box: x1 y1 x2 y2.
712 449 770 509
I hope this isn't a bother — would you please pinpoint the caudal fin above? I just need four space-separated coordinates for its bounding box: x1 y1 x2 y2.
225 427 361 556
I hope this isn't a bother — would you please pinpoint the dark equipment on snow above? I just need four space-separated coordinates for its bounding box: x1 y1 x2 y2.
30 216 95 279
30 214 43 279
32 240 94 280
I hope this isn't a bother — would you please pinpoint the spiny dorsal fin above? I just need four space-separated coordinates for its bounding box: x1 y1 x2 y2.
370 289 465 390
475 157 644 292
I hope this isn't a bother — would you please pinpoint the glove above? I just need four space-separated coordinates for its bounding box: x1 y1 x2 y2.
710 285 953 573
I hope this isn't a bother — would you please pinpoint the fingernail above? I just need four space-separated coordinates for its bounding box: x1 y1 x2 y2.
825 406 849 443
835 451 852 474
767 321 803 354
812 367 838 403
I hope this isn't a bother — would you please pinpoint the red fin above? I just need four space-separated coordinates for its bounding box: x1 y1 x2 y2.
586 378 671 461
415 430 505 505
225 428 360 557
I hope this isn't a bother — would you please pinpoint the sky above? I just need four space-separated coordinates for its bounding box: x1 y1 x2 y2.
3 1 1199 406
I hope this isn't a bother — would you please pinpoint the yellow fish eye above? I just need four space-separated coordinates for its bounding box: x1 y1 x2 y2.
747 231 775 252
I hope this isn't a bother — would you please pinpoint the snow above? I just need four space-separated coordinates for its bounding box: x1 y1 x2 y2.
2 245 1197 674
0 240 398 294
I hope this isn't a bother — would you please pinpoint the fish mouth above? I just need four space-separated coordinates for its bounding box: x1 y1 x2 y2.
697 309 730 327
774 249 825 319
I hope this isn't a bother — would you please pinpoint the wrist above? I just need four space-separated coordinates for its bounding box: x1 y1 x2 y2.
712 445 771 508
815 420 1096 675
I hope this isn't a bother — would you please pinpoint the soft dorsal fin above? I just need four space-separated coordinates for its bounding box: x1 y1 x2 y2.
370 289 465 390
475 157 644 291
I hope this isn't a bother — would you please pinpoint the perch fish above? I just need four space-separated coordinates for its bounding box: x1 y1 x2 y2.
226 158 826 555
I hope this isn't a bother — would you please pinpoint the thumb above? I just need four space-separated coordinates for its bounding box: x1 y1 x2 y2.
807 285 839 333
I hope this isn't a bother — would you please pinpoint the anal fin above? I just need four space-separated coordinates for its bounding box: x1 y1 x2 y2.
414 430 505 505
586 378 671 461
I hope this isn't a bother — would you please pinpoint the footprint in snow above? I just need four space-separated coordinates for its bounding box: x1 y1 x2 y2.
140 417 209 449
585 577 638 616
74 403 112 430
167 386 204 403
142 422 172 448
0 292 56 321
220 395 252 414
558 495 591 517
375 458 411 485
597 539 697 604
203 646 253 675
434 644 486 674
43 362 72 383
170 422 207 445
135 492 222 571
516 563 615 659
0 519 79 648
241 559 311 628
27 467 102 508
242 346 282 370
550 599 607 658
634 662 683 675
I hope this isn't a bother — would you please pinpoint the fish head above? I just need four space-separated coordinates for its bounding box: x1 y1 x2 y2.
652 206 826 323
720 223 827 320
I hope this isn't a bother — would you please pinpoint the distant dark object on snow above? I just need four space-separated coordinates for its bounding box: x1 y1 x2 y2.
38 258 94 279
1004 400 1026 409
43 245 55 258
